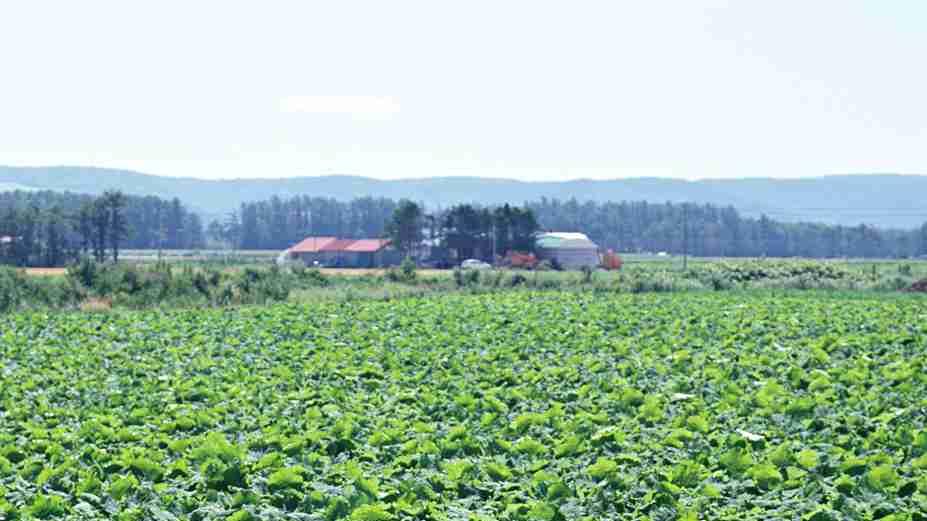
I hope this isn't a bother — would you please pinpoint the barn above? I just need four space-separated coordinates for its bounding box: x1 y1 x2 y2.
535 232 600 269
287 237 400 268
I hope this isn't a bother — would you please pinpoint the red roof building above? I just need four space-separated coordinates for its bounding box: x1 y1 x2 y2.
290 237 337 253
320 239 358 252
343 239 391 253
287 237 396 267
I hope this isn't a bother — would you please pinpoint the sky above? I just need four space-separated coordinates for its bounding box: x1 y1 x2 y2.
1 0 925 181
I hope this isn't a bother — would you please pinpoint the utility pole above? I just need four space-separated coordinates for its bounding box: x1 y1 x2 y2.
682 203 688 270
157 203 164 262
491 221 497 265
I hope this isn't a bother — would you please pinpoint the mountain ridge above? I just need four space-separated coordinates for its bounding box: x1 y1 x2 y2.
1 166 925 228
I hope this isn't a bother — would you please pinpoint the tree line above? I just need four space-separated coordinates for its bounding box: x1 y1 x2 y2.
215 196 540 261
221 194 927 260
385 201 539 261
5 189 925 265
528 198 927 259
0 190 204 267
210 196 400 250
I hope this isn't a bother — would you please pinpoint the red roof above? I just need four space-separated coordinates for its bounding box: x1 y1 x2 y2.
289 237 337 253
289 237 391 253
344 239 391 253
319 239 356 252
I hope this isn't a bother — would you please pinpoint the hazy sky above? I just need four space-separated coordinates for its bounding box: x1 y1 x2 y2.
1 1 925 181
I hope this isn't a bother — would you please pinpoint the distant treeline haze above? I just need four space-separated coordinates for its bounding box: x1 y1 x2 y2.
528 198 927 259
211 196 400 250
219 195 927 259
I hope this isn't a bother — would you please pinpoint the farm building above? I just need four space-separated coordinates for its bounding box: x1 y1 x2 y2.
286 236 401 268
535 232 600 269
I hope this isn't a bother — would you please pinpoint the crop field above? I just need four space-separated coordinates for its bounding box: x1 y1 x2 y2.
2 292 927 520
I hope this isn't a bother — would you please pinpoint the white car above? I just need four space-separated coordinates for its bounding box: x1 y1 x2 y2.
461 259 492 270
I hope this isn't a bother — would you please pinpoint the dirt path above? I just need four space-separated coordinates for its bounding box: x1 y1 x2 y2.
23 268 67 276
21 266 450 278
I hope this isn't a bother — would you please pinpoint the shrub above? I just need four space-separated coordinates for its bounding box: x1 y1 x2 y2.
385 258 418 284
535 260 554 272
68 256 99 288
537 278 563 290
700 271 734 291
465 268 480 286
234 267 290 305
866 275 913 292
299 268 329 287
1 267 82 312
0 267 23 313
614 270 705 293
453 268 481 287
62 259 301 309
580 265 594 284
401 257 417 281
484 270 505 288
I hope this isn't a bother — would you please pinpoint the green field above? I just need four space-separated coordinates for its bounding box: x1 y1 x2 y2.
2 292 926 519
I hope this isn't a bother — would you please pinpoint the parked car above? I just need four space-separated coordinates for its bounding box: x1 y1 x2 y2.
461 259 492 270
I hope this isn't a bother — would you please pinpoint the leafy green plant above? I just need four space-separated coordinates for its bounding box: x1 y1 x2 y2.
267 467 305 491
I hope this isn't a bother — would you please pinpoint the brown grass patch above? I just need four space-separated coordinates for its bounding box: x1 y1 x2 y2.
80 297 112 312
24 268 68 277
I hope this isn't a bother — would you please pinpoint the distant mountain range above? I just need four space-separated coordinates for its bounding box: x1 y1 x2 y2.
0 181 33 193
1 166 925 228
